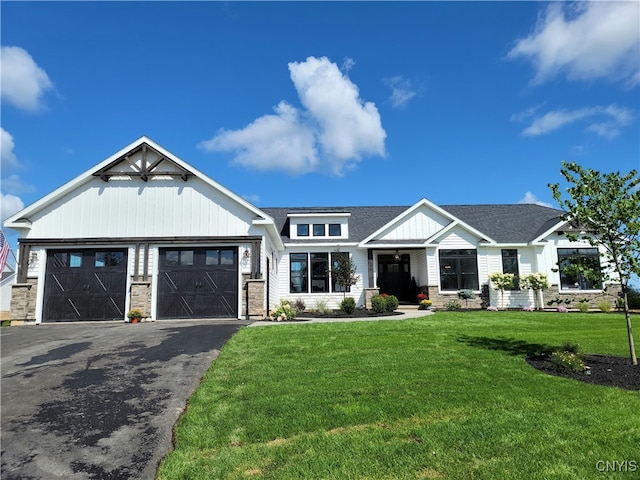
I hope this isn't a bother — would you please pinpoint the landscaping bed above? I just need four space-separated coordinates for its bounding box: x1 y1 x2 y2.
527 353 640 390
297 309 404 319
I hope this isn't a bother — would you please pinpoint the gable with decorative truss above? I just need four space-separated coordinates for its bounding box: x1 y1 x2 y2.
93 142 193 182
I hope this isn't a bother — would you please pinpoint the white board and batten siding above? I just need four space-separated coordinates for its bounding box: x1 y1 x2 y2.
22 176 257 240
378 207 450 241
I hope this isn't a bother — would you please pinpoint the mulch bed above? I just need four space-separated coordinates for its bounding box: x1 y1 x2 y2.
297 310 404 319
526 354 640 391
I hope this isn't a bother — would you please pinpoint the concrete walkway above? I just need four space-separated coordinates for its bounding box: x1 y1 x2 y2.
249 308 434 326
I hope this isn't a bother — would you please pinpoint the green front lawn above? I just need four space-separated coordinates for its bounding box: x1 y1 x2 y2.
157 312 639 480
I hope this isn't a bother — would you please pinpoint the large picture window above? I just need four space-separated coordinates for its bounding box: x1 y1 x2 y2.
558 248 602 290
289 252 350 294
439 249 479 291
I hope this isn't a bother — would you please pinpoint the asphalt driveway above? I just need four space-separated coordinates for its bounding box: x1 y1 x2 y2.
1 319 249 480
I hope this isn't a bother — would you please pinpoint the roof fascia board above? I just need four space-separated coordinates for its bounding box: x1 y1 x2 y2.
422 221 459 245
533 219 570 243
478 242 530 247
284 242 358 248
362 243 431 248
287 212 351 218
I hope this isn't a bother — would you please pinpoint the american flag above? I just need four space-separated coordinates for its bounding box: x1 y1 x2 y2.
0 230 10 275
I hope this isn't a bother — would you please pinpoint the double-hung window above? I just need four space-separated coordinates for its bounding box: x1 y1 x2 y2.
557 248 602 290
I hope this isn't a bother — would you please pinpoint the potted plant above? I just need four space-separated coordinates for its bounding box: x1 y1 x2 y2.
127 308 144 324
419 299 432 310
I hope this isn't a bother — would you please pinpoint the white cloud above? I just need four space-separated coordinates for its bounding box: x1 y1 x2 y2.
200 101 318 175
513 104 633 138
507 2 640 86
1 175 35 195
1 193 24 222
1 127 18 169
518 192 553 208
341 57 356 72
242 194 260 204
1 46 54 111
385 76 417 108
200 56 386 176
289 57 386 167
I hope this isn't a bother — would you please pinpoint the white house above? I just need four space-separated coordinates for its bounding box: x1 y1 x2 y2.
4 137 616 324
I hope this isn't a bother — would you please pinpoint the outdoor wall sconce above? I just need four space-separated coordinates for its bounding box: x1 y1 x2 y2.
243 248 250 258
394 250 401 262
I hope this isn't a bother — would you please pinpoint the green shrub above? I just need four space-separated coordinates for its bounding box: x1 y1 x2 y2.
444 300 462 311
457 289 474 308
313 300 331 315
558 341 581 354
340 297 356 314
598 300 612 313
550 351 584 373
293 298 306 313
385 295 399 312
577 301 589 313
271 299 297 321
371 295 387 313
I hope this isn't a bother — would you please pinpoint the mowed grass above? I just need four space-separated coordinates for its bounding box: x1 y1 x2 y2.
157 312 639 480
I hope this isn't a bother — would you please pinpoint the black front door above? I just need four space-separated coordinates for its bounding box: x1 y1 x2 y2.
157 248 238 319
43 249 128 322
377 254 411 302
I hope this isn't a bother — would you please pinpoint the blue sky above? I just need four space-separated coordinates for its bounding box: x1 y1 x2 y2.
1 1 639 256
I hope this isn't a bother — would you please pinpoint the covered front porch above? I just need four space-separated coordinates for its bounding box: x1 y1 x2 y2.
365 247 429 304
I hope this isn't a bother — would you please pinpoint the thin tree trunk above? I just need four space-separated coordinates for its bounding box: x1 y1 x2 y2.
622 287 638 365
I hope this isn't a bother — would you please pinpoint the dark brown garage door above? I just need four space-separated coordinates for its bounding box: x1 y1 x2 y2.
43 249 128 322
157 248 238 319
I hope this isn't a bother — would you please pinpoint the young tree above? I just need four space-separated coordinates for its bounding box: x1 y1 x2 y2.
331 251 360 299
520 273 550 311
488 272 515 309
549 162 639 365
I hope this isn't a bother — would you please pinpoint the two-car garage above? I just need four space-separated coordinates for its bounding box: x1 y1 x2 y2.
6 137 277 324
42 247 239 322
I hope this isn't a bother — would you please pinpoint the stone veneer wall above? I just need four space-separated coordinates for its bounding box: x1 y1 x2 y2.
130 280 152 319
423 283 621 310
10 279 38 322
425 285 488 310
544 284 621 309
364 288 380 309
243 276 266 320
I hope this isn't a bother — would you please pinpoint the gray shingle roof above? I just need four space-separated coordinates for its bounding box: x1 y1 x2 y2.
261 203 563 245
